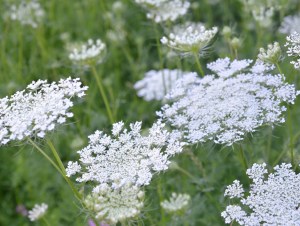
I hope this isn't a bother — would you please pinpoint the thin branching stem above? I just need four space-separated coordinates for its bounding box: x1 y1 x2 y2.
193 52 204 76
91 66 115 124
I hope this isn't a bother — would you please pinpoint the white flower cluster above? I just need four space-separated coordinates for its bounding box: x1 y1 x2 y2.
158 58 299 146
239 0 280 28
69 39 106 66
222 163 300 225
84 183 144 224
279 14 300 34
285 32 300 69
171 22 204 35
161 193 191 213
161 25 218 56
28 203 48 221
257 42 282 64
8 0 45 28
0 78 88 145
66 121 183 189
134 69 198 101
135 0 190 23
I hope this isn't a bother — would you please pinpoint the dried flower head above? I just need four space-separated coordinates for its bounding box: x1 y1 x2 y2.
279 14 300 34
222 163 300 225
0 78 88 145
161 193 191 213
285 31 300 69
134 69 198 101
258 42 282 64
158 58 299 146
84 183 144 224
135 0 190 23
28 203 48 221
66 121 183 189
7 0 44 28
161 25 218 56
69 39 106 67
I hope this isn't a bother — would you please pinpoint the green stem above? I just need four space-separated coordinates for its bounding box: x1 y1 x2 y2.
152 22 164 69
175 165 198 181
156 180 166 225
237 144 248 171
275 63 283 75
34 27 48 60
186 150 206 177
193 52 204 77
42 217 51 226
46 140 82 201
266 126 272 163
91 66 115 124
18 25 23 80
287 106 294 167
27 138 62 174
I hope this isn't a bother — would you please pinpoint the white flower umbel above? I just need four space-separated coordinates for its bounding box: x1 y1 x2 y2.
158 58 299 146
84 183 144 224
0 78 88 145
161 193 191 213
279 14 300 34
224 180 244 199
258 42 282 64
171 22 205 35
7 0 45 28
239 0 280 28
28 203 48 221
222 163 300 225
134 69 199 101
66 121 183 188
69 39 106 66
161 25 218 56
135 0 190 23
285 32 300 69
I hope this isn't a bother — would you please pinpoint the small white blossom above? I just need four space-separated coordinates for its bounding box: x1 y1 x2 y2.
222 163 300 225
66 121 184 188
158 58 298 146
258 42 282 64
0 78 88 145
224 180 244 199
285 32 300 69
28 203 48 221
161 193 191 213
7 0 44 28
134 69 199 101
161 25 218 56
85 183 144 224
135 0 190 23
69 39 106 66
279 14 300 34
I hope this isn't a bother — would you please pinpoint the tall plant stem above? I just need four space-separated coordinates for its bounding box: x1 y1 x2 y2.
91 66 115 124
237 144 248 171
28 138 81 201
186 150 206 177
275 63 283 75
193 52 204 77
156 180 167 225
287 106 295 167
152 22 169 94
46 140 82 200
42 217 51 226
27 138 62 174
